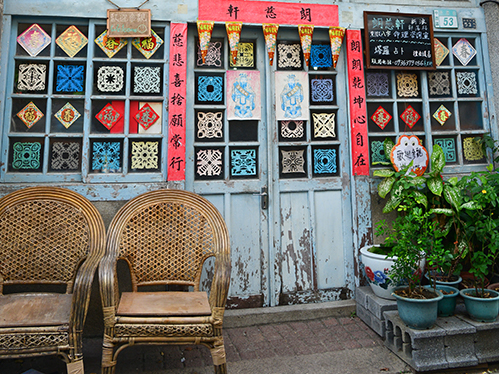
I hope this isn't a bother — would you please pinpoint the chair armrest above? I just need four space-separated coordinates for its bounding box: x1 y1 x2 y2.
99 254 119 326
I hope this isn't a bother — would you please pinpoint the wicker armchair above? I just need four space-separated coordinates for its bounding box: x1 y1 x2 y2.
99 189 231 374
0 187 105 373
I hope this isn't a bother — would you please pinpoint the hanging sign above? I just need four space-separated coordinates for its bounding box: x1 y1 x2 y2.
298 25 314 67
197 20 214 64
167 23 188 181
433 9 458 29
199 0 338 27
346 30 369 176
329 26 345 69
226 22 242 65
107 9 151 38
364 11 435 70
263 23 279 66
390 135 429 176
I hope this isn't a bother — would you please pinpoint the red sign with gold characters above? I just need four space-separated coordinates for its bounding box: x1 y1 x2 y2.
346 30 369 176
167 23 188 181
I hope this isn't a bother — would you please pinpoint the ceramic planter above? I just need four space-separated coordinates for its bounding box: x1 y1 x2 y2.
426 272 462 288
460 288 499 322
436 285 459 317
360 245 425 300
393 286 443 329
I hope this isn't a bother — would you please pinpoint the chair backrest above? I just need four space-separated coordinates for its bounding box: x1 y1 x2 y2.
105 189 230 291
0 187 105 294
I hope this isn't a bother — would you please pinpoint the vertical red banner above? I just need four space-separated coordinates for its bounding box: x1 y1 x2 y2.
346 30 369 176
167 23 188 181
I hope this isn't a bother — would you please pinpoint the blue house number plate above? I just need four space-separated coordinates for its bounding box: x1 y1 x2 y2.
433 9 458 29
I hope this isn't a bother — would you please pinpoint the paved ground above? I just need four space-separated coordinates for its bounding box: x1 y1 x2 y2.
0 301 497 374
1 316 413 374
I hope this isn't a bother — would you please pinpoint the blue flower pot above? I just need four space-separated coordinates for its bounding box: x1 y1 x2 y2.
393 286 443 329
436 285 459 317
426 272 462 288
460 288 499 322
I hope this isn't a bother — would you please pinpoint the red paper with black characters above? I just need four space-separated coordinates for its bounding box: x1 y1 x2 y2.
167 23 187 181
346 30 369 176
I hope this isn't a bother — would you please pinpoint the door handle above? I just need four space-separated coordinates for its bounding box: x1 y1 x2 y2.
253 186 268 209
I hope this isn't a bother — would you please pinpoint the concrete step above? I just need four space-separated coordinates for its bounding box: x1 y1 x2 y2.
224 299 356 328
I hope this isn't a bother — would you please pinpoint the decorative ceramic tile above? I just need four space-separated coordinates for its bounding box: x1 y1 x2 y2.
366 72 389 97
132 29 163 59
12 142 41 169
95 103 122 130
56 25 88 58
229 42 254 68
51 141 80 170
197 41 222 67
370 140 389 164
17 64 46 91
92 141 121 170
310 45 332 68
434 38 449 66
456 71 478 95
197 75 223 102
434 138 456 163
56 65 85 93
452 38 476 66
311 78 334 103
397 73 418 97
17 101 44 129
312 113 336 138
131 141 159 169
231 149 257 176
17 24 51 57
463 137 484 161
134 66 161 94
281 121 304 139
135 103 159 130
97 66 124 93
277 43 302 69
400 105 421 129
94 30 127 58
428 71 451 96
197 111 223 138
196 149 223 176
314 148 336 174
371 106 392 130
281 149 305 174
433 105 452 126
54 102 81 129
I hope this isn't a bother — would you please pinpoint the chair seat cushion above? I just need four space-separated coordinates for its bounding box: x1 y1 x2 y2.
117 291 212 316
0 293 72 328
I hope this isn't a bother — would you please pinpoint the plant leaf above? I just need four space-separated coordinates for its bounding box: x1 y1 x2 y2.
427 176 443 196
448 176 458 186
460 201 481 211
378 176 396 199
429 208 454 216
383 194 402 213
431 144 445 175
443 185 461 212
410 176 427 186
373 169 395 178
413 190 428 209
383 138 395 160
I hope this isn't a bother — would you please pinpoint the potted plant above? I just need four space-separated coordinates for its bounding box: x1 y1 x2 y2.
456 160 499 322
372 139 448 329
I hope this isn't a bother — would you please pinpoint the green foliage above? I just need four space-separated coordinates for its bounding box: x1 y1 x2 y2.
374 136 499 297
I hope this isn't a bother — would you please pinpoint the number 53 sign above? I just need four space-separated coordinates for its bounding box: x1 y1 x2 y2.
433 9 458 29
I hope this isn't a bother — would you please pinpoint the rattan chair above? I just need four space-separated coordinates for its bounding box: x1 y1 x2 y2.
0 187 105 373
99 189 231 374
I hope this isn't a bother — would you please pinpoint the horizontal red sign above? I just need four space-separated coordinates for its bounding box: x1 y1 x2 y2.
199 0 338 27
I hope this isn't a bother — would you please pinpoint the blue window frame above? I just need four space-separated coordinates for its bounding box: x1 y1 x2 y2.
1 18 170 183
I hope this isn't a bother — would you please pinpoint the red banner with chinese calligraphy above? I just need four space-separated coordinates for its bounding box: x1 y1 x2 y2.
199 0 338 27
167 23 187 181
346 30 369 176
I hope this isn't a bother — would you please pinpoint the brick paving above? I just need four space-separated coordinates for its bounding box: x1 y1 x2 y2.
0 316 386 373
